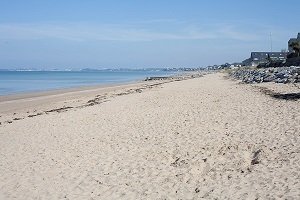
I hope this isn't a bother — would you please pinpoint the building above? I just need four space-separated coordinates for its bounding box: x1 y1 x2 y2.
242 52 288 66
288 33 300 53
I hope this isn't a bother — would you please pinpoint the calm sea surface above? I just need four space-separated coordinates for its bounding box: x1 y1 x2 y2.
0 70 174 95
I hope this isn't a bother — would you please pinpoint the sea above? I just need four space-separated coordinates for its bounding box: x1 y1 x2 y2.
0 69 176 96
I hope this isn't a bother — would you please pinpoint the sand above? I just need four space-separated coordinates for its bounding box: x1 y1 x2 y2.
0 73 299 199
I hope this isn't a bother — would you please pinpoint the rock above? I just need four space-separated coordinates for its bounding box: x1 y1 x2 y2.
276 78 289 84
230 66 300 84
263 75 276 82
251 149 261 165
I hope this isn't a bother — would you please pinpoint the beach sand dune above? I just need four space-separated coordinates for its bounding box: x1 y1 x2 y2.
0 73 299 199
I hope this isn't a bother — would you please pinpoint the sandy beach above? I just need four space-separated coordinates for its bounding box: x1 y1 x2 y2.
0 72 299 199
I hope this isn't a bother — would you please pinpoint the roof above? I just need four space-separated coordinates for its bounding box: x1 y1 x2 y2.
251 52 288 60
289 38 298 42
288 33 300 43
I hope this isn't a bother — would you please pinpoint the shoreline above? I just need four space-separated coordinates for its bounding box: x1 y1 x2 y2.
0 71 200 113
0 72 202 124
0 70 189 103
0 80 160 115
0 80 141 102
0 80 149 116
0 70 180 100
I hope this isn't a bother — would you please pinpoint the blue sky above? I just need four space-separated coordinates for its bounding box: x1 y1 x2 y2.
0 0 299 69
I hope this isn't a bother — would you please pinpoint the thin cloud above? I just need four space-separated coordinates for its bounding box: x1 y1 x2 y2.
217 25 261 41
0 22 261 42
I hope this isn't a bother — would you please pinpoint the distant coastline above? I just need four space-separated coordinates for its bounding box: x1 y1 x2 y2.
0 67 196 72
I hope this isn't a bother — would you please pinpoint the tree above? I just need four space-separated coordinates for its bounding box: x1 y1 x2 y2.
289 41 300 57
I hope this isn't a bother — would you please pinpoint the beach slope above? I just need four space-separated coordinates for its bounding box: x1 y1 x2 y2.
0 73 299 199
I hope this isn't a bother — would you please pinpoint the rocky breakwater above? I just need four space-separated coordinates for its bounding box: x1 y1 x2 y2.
230 66 300 84
145 72 204 81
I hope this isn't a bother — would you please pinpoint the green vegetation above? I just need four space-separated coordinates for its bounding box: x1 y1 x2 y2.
289 41 300 57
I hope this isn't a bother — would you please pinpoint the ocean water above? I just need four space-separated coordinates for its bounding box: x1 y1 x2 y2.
0 70 174 95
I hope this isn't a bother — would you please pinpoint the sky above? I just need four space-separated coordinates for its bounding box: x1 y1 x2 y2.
0 0 299 69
